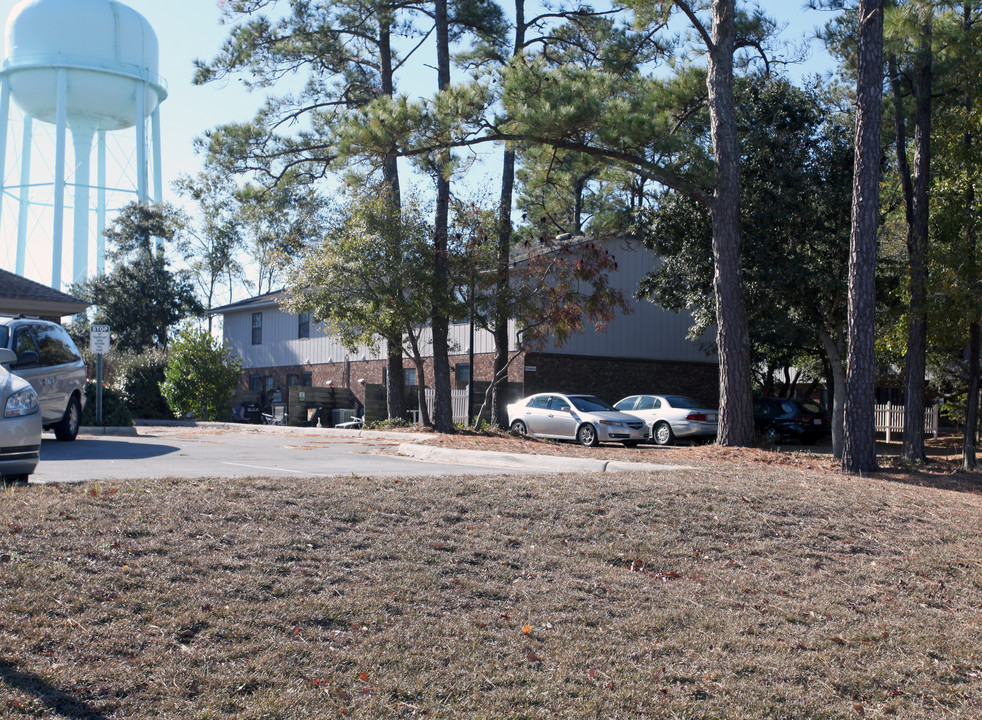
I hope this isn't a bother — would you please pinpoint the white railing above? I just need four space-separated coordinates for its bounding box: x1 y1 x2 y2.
875 402 939 442
423 387 469 425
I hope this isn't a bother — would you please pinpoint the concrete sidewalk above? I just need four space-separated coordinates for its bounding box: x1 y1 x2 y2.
85 419 433 443
79 421 695 475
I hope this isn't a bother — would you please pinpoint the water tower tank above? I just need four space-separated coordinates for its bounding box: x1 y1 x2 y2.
4 0 164 130
0 0 167 289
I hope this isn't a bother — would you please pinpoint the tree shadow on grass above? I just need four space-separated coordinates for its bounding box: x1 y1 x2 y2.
0 658 110 719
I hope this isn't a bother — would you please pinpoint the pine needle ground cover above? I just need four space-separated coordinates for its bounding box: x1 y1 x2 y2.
2 466 981 719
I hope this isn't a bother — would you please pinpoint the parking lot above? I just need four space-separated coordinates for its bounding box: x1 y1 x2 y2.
29 425 534 484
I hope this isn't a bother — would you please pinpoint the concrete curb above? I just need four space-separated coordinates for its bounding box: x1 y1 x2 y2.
397 443 697 473
84 421 433 443
79 426 139 436
78 423 697 474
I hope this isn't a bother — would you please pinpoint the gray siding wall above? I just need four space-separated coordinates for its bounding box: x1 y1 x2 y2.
223 305 516 368
223 305 381 368
220 239 714 368
538 239 716 363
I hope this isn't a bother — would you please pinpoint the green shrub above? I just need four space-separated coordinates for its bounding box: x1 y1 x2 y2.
117 349 173 420
77 347 174 420
161 327 242 421
80 382 133 427
367 417 412 429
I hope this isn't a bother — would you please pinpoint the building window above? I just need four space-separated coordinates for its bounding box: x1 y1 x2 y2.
265 376 274 390
298 312 310 339
249 375 262 391
301 372 313 387
251 312 263 345
455 363 470 388
287 374 300 387
404 367 417 386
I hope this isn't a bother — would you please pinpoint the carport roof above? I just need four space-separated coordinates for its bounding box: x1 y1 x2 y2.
0 268 89 318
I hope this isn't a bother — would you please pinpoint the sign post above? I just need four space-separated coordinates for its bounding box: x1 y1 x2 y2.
89 325 110 425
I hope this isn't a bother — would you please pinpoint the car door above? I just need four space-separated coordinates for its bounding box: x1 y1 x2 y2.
632 395 661 430
543 395 578 439
9 325 58 422
521 395 553 436
32 323 83 424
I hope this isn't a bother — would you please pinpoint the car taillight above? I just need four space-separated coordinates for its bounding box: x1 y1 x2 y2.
686 412 707 421
793 416 808 423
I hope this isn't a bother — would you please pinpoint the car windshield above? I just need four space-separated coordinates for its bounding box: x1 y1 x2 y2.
663 396 707 409
570 396 615 412
799 401 825 413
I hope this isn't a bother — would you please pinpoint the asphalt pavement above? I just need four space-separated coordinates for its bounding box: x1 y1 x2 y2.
28 422 694 484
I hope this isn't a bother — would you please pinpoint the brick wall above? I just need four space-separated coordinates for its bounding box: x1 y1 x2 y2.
522 352 719 407
236 350 718 416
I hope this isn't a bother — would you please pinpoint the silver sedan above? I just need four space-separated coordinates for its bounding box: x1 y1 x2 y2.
0 349 42 482
614 394 718 446
507 393 647 447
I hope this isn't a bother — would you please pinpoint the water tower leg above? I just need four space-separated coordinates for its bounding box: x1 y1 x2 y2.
136 86 147 204
152 105 162 204
16 115 31 276
97 130 106 275
0 79 9 241
71 123 94 286
52 68 67 290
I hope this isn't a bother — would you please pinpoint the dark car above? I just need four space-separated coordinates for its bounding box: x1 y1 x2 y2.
752 397 831 445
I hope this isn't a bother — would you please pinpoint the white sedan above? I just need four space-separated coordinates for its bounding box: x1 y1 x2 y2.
0 348 42 483
507 393 647 447
614 394 718 446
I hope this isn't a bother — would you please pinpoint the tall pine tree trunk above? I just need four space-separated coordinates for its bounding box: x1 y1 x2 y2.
965 320 980 470
963 1 979 470
430 0 454 432
899 11 933 463
819 325 847 459
491 145 516 428
843 0 884 475
706 0 753 446
380 14 407 422
490 0 526 429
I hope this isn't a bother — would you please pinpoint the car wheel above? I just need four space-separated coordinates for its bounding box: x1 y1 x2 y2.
577 424 599 447
510 420 528 437
622 440 640 448
652 421 674 446
762 425 781 445
54 395 81 442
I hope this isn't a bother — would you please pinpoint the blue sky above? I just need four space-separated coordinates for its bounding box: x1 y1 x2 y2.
0 0 838 288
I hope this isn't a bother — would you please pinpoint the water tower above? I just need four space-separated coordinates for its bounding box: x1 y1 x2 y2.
0 0 167 289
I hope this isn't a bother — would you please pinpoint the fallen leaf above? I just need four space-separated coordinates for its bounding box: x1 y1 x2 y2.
358 672 370 683
522 625 533 634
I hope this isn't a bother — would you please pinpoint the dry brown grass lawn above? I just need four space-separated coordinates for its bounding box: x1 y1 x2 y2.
2 453 982 718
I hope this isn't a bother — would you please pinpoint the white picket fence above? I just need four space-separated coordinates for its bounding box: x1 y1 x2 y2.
423 387 470 425
875 402 939 442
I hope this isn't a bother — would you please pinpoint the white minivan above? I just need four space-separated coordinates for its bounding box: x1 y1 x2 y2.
0 317 86 441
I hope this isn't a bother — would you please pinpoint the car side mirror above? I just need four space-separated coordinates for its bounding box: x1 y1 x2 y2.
14 350 40 368
558 405 571 413
0 348 14 365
